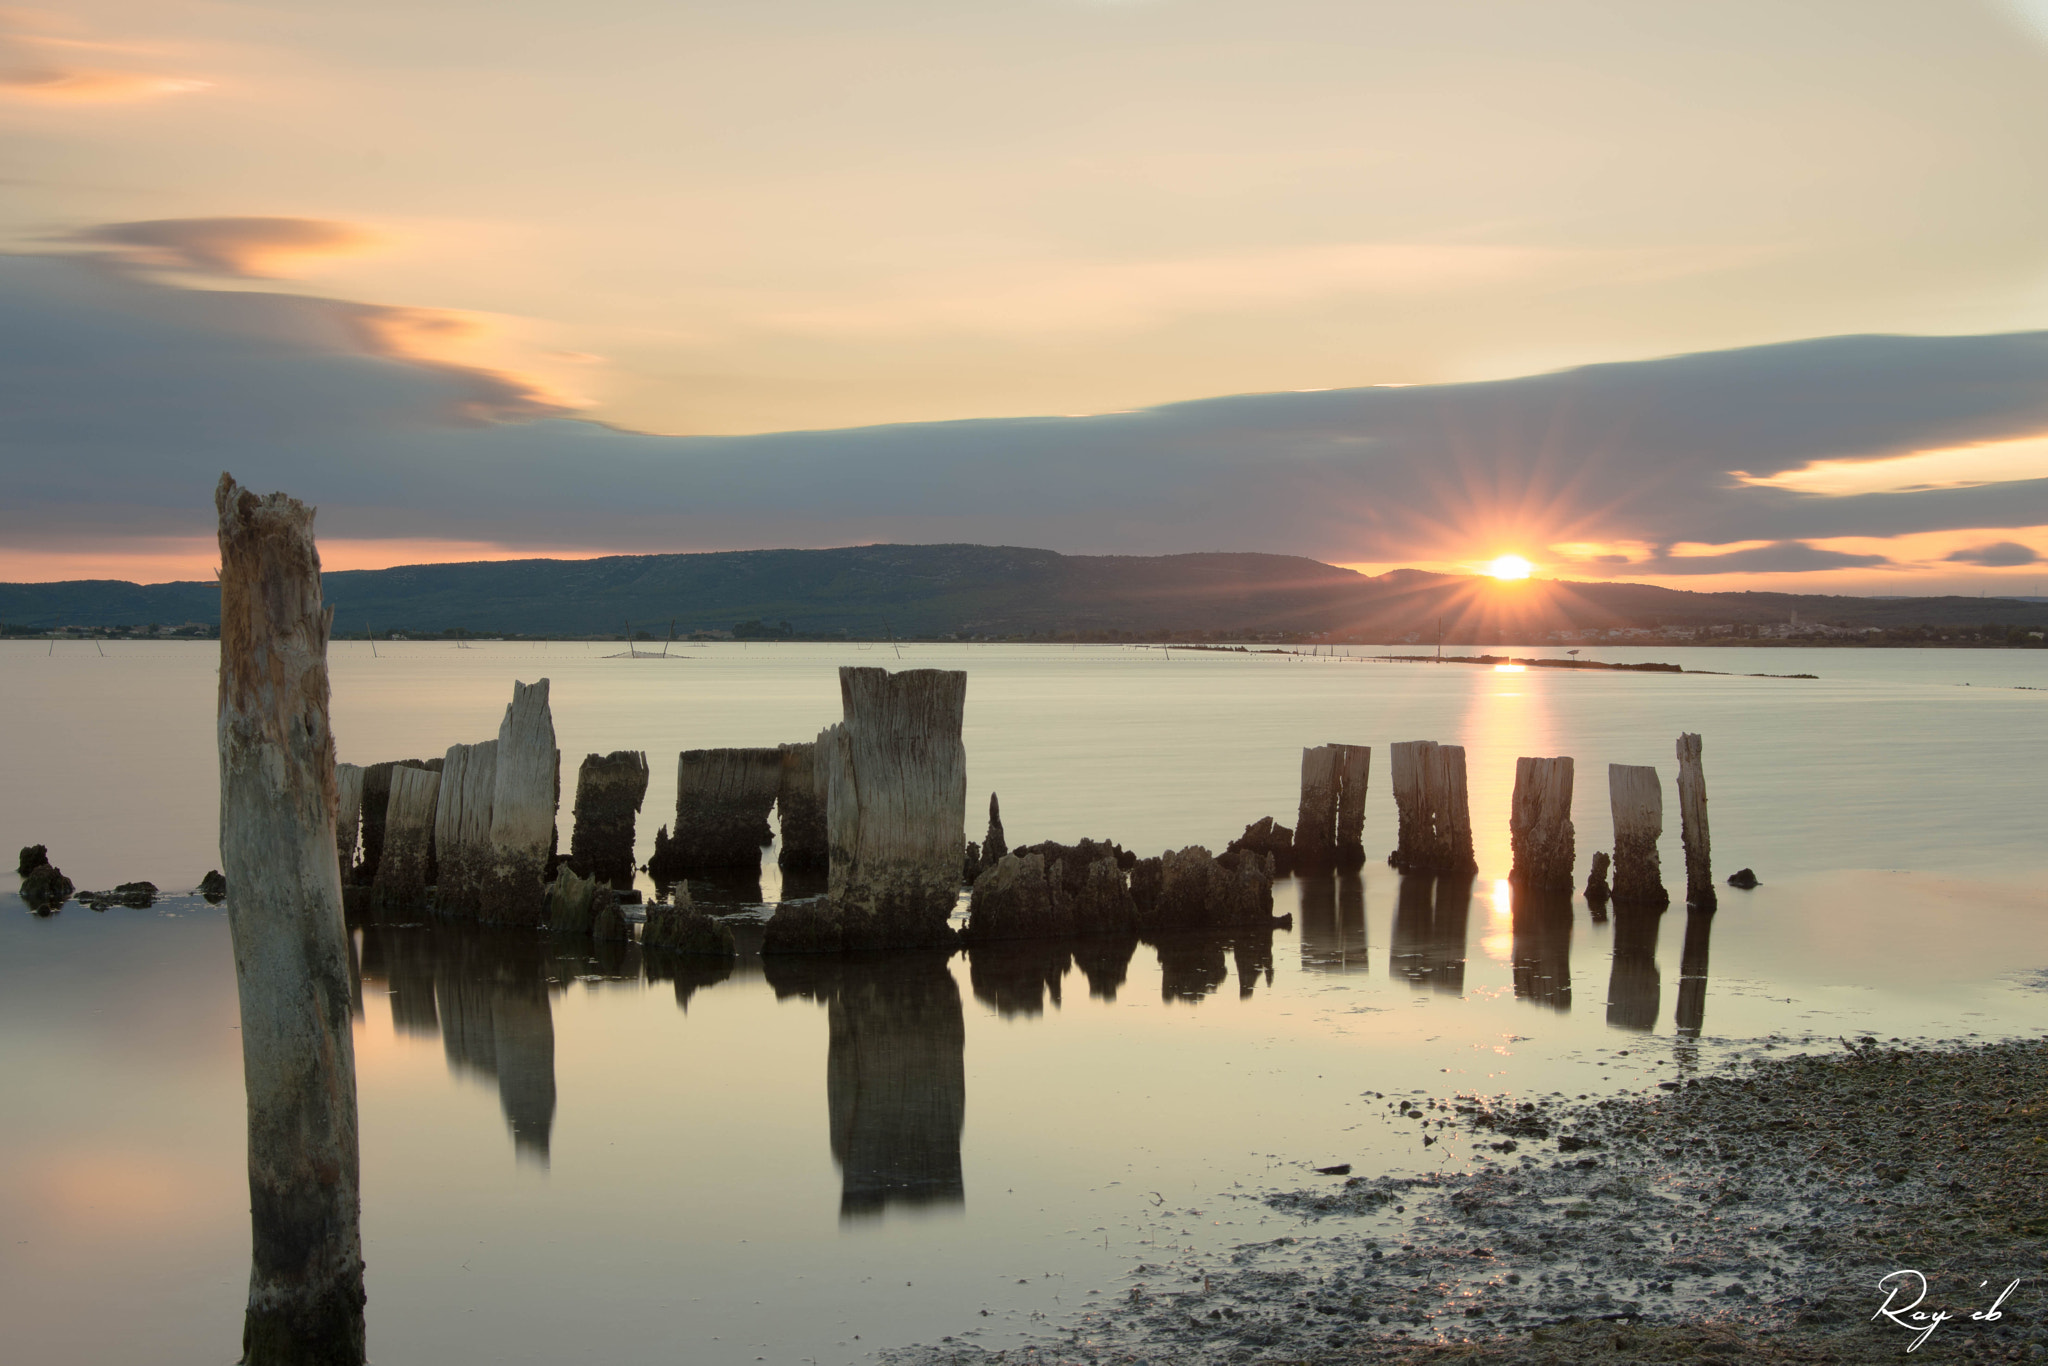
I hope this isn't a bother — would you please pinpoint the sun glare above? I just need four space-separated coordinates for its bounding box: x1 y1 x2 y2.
1486 555 1533 580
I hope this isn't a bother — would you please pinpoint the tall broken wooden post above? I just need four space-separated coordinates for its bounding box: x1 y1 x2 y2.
479 680 556 926
335 763 364 881
568 750 649 887
1607 763 1669 908
1293 745 1341 870
372 765 441 910
1675 733 1715 911
830 667 968 944
1507 756 1575 893
214 474 364 1365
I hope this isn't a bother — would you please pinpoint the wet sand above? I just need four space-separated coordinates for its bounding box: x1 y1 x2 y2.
885 1035 2048 1365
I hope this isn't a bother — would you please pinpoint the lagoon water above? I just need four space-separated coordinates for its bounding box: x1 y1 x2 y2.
1 641 2043 1365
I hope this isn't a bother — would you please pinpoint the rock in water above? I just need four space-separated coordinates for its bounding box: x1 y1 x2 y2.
199 869 228 902
17 844 50 876
20 863 73 912
643 887 737 957
1727 867 1759 890
568 750 649 888
545 866 599 936
479 679 557 927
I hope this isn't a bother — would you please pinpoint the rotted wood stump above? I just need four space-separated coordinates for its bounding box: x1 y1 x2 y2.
652 747 782 876
1676 732 1716 911
214 474 364 1366
1607 763 1670 908
1507 756 1575 893
335 763 364 880
776 741 828 873
1387 740 1476 873
432 740 496 920
568 750 648 888
829 668 968 937
478 679 557 927
1333 744 1371 870
372 764 441 910
1293 745 1341 870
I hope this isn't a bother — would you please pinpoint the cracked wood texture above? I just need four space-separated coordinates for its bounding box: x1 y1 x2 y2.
1508 755 1576 893
433 740 496 919
214 473 365 1366
480 680 556 926
831 668 968 930
568 750 649 887
1607 762 1670 908
1676 732 1716 911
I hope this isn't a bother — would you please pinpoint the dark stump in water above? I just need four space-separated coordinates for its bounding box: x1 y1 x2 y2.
199 869 227 902
17 843 50 876
20 863 73 913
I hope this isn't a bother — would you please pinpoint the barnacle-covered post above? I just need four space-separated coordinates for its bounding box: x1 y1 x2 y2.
214 473 365 1365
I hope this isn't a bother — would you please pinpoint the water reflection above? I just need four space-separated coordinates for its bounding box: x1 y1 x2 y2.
1070 936 1138 1001
1390 873 1472 994
1605 905 1665 1033
1299 872 1369 973
968 941 1071 1017
1509 889 1573 1011
764 953 966 1220
1675 907 1715 1038
1154 933 1230 1002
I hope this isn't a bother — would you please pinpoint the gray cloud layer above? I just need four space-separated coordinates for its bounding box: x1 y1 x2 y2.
3 256 2045 568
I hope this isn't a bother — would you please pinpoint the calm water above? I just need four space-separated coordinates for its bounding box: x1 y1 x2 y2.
1 641 2044 1365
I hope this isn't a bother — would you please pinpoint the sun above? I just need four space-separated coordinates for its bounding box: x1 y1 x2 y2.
1486 555 1533 581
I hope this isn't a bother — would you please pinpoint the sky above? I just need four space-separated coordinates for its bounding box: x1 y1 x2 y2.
3 0 2048 594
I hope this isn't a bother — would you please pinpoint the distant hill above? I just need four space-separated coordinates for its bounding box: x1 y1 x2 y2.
2 544 2044 642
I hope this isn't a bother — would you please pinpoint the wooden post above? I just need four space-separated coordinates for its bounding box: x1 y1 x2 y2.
1607 763 1669 907
775 741 828 873
1293 744 1341 871
1388 740 1428 868
568 750 649 888
1388 740 1474 872
1508 756 1575 893
335 763 364 880
1675 732 1716 911
372 765 440 910
432 740 495 919
647 747 781 876
983 792 1008 867
1333 744 1371 870
830 667 967 939
479 679 556 926
213 474 364 1365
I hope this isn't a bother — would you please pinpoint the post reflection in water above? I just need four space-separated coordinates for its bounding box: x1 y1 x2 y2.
1154 933 1230 1002
765 952 966 1221
1389 873 1472 994
353 919 564 1164
1298 872 1369 973
1675 906 1715 1038
1605 904 1665 1033
1508 888 1573 1011
968 941 1072 1017
1070 937 1139 1002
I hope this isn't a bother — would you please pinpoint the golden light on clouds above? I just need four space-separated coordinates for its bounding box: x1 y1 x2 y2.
0 67 207 102
1736 433 2048 496
0 13 207 105
72 217 378 279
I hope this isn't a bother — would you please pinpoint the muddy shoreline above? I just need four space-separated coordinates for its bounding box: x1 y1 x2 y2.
885 1036 2048 1365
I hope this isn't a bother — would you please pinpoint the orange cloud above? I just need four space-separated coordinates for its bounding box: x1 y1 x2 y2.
0 14 207 104
70 216 376 279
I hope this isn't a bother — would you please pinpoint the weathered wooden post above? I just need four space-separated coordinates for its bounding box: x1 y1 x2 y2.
1607 763 1669 907
776 741 828 873
432 740 495 919
213 474 364 1365
1333 744 1371 870
568 750 649 888
982 792 1008 868
335 764 364 880
372 765 441 910
1387 740 1475 872
1675 732 1715 911
1507 756 1575 892
829 667 968 944
479 680 557 926
1293 744 1341 870
650 748 782 876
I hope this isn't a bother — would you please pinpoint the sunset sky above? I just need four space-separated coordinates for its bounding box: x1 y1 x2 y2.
4 0 2048 592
